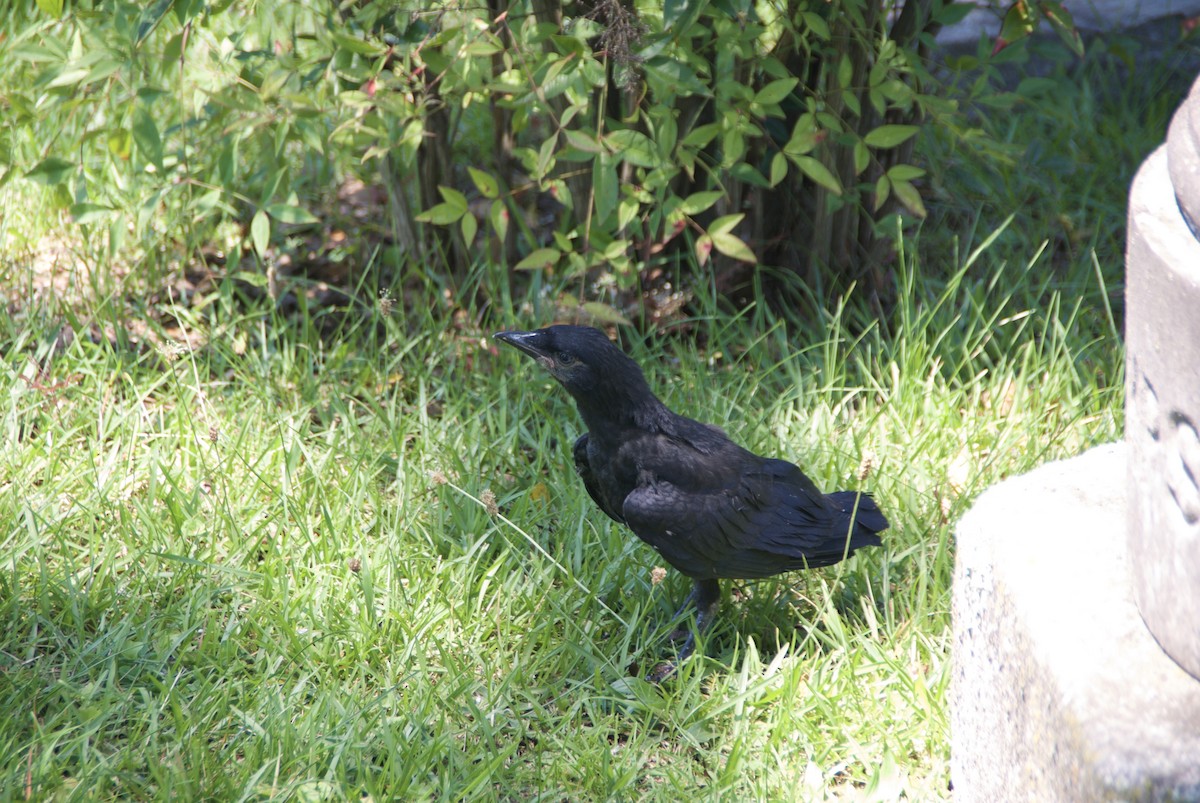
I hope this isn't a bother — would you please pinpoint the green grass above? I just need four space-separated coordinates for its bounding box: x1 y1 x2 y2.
0 237 1121 799
0 28 1185 803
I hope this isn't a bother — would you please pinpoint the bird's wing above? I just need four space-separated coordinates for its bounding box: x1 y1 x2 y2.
573 433 624 523
622 453 852 579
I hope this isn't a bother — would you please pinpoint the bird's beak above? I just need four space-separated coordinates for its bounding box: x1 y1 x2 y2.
493 330 551 364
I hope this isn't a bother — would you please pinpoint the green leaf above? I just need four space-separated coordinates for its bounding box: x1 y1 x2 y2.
581 301 632 325
863 124 919 149
793 155 842 195
996 2 1035 50
710 231 756 263
132 107 163 171
35 0 64 18
886 164 926 181
251 209 270 256
593 154 617 224
769 152 788 187
853 140 870 175
70 203 115 225
681 122 721 148
24 157 74 185
873 175 891 212
802 11 830 40
415 203 463 225
461 211 478 245
437 186 469 216
564 130 604 154
663 0 709 34
606 129 660 169
1043 1 1084 57
331 31 385 56
233 270 269 288
265 204 319 225
46 68 89 89
514 247 561 271
891 178 927 217
708 213 743 237
136 0 175 45
754 78 798 106
468 167 499 199
678 190 723 216
489 200 509 243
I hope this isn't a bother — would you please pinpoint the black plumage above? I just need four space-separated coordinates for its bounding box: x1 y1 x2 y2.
495 325 887 677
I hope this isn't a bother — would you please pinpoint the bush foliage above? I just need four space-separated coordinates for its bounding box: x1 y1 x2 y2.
4 0 1082 315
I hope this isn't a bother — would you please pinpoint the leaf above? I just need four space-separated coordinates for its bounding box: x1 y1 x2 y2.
581 301 631 326
1042 1 1084 57
887 164 926 181
592 154 617 224
46 68 89 89
769 152 788 187
468 167 499 199
489 200 509 243
250 209 270 256
24 157 74 185
132 107 163 171
994 2 1036 53
754 78 798 106
70 203 115 225
135 0 175 46
801 11 830 40
663 0 709 34
606 129 660 169
694 235 713 266
863 124 919 149
331 31 385 56
460 211 478 245
678 190 723 216
437 186 469 216
514 247 561 271
793 155 842 195
265 204 319 225
681 122 721 148
873 175 891 212
415 203 463 225
708 213 743 237
891 178 927 217
233 270 269 288
35 0 64 18
710 231 756 263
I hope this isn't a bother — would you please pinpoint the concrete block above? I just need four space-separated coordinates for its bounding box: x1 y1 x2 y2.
952 444 1200 802
1126 93 1200 681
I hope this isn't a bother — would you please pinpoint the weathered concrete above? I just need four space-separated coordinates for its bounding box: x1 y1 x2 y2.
1126 75 1200 682
938 0 1200 49
952 444 1200 802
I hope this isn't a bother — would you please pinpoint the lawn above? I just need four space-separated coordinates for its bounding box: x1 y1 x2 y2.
0 27 1189 802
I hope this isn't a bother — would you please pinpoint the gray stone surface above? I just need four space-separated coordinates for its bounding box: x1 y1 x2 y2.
1126 95 1200 681
1168 77 1200 233
952 444 1200 802
938 0 1200 49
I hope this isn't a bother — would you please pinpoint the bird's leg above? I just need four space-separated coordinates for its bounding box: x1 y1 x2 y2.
649 578 721 683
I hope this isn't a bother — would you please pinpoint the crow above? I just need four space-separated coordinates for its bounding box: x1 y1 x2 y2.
494 325 887 679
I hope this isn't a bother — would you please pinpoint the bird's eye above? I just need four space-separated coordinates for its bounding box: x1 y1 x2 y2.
557 351 576 366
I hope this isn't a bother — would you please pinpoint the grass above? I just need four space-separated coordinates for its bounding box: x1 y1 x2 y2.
0 28 1187 803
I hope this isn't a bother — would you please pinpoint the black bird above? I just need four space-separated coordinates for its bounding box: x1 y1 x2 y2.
495 325 887 678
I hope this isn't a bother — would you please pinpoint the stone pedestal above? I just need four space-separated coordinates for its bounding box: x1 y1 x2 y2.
1126 75 1200 681
952 445 1200 801
953 76 1200 800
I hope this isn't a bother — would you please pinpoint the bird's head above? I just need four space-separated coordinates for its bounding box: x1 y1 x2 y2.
493 325 620 395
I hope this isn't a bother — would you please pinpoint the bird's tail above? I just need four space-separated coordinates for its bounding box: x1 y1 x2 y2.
827 490 888 552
